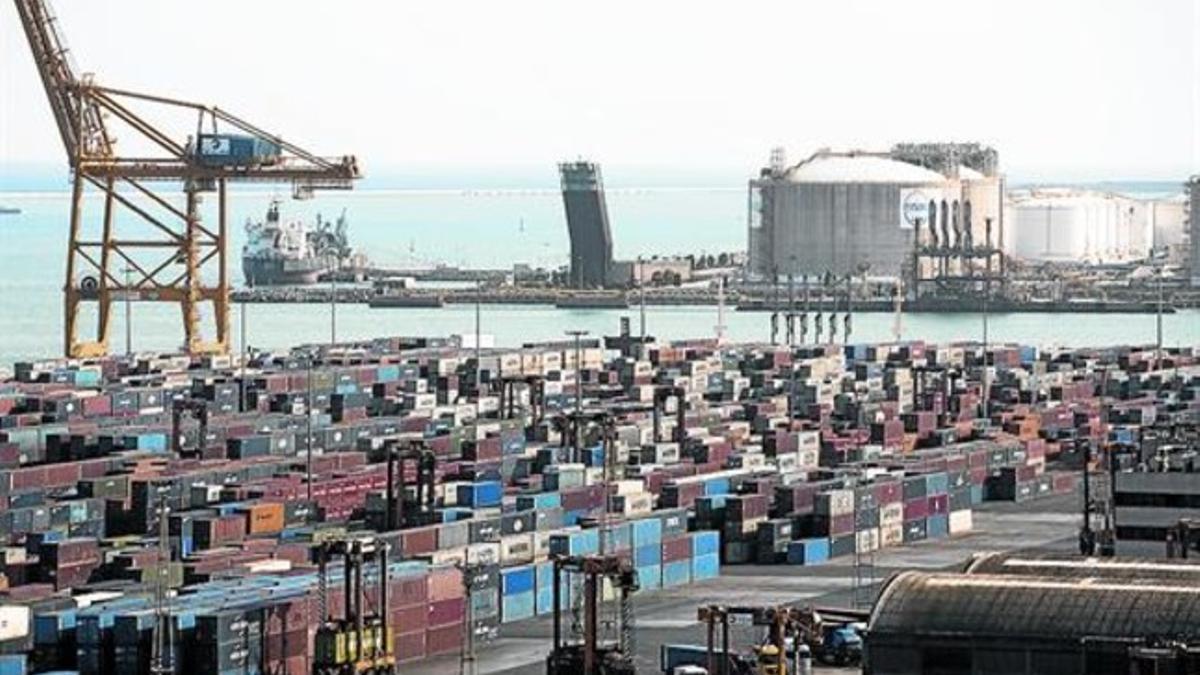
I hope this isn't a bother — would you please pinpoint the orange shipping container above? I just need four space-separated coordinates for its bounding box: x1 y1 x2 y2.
247 502 285 535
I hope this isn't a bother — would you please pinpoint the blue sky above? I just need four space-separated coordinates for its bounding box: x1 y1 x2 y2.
2 0 1197 183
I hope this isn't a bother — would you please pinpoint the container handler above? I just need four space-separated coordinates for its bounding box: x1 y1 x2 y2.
314 537 395 675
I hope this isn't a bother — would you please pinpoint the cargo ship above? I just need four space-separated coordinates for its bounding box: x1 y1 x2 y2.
0 206 20 215
242 200 356 286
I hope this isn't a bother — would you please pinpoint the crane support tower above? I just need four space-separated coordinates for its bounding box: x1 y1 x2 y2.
15 0 360 358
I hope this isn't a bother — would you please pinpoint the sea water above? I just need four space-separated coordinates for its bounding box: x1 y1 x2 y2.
0 184 1195 366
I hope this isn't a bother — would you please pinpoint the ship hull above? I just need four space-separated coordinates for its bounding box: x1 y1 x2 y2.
243 256 337 287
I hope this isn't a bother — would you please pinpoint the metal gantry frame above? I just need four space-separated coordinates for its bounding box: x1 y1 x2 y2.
15 0 360 357
547 555 639 675
315 537 395 675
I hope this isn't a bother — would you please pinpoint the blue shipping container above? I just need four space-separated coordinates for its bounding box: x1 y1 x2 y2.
458 481 503 508
691 530 719 558
600 523 632 552
633 544 661 567
501 565 535 596
631 517 663 548
704 478 731 496
691 553 720 581
516 493 561 511
636 564 661 590
195 133 281 167
549 529 599 557
969 484 984 505
0 655 25 675
924 472 949 496
662 560 691 588
786 538 830 565
535 587 554 616
501 591 535 623
928 514 949 538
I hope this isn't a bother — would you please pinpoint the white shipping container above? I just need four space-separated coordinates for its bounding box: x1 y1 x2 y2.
0 605 30 642
819 489 855 517
611 480 645 496
880 523 904 548
426 549 467 566
533 531 553 561
796 430 821 453
856 528 880 554
466 543 501 566
500 533 535 565
949 509 974 535
774 454 798 472
612 492 653 516
880 502 905 526
653 443 681 464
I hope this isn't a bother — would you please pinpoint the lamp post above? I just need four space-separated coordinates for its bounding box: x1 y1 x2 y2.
565 330 589 463
123 266 134 355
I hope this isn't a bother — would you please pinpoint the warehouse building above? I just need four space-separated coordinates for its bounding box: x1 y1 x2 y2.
559 161 614 288
866 571 1200 675
747 145 1003 279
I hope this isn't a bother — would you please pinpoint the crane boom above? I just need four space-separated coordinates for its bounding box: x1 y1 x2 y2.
13 0 110 162
14 0 360 357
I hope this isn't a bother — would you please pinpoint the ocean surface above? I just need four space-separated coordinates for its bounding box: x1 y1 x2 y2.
0 180 1195 366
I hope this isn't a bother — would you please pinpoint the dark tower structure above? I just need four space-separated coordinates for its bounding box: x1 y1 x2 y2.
559 161 614 288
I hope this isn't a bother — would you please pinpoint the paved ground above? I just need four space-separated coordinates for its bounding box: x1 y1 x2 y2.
407 493 1085 675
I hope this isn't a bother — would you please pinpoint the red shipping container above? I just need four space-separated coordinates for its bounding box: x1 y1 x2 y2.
873 481 902 504
903 497 930 521
12 467 47 491
427 566 463 602
661 536 691 563
264 627 308 660
390 604 427 631
389 573 430 608
829 513 856 536
425 623 464 656
399 527 437 558
394 630 427 663
427 597 465 627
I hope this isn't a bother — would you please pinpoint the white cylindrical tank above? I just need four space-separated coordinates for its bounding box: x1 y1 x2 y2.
749 151 967 277
1006 190 1148 263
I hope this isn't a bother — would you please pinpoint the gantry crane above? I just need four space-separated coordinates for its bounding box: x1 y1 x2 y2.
14 0 360 358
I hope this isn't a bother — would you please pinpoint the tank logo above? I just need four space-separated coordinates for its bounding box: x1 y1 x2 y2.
901 189 931 230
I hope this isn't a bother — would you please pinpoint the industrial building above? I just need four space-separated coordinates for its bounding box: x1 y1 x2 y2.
559 161 615 289
747 144 1004 280
1115 471 1200 541
1005 188 1152 263
866 571 1200 675
607 257 693 287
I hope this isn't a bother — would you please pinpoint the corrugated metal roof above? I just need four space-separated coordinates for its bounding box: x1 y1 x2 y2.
870 571 1200 640
964 552 1200 582
785 152 947 185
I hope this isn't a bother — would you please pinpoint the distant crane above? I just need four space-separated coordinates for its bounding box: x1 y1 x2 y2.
15 0 360 357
